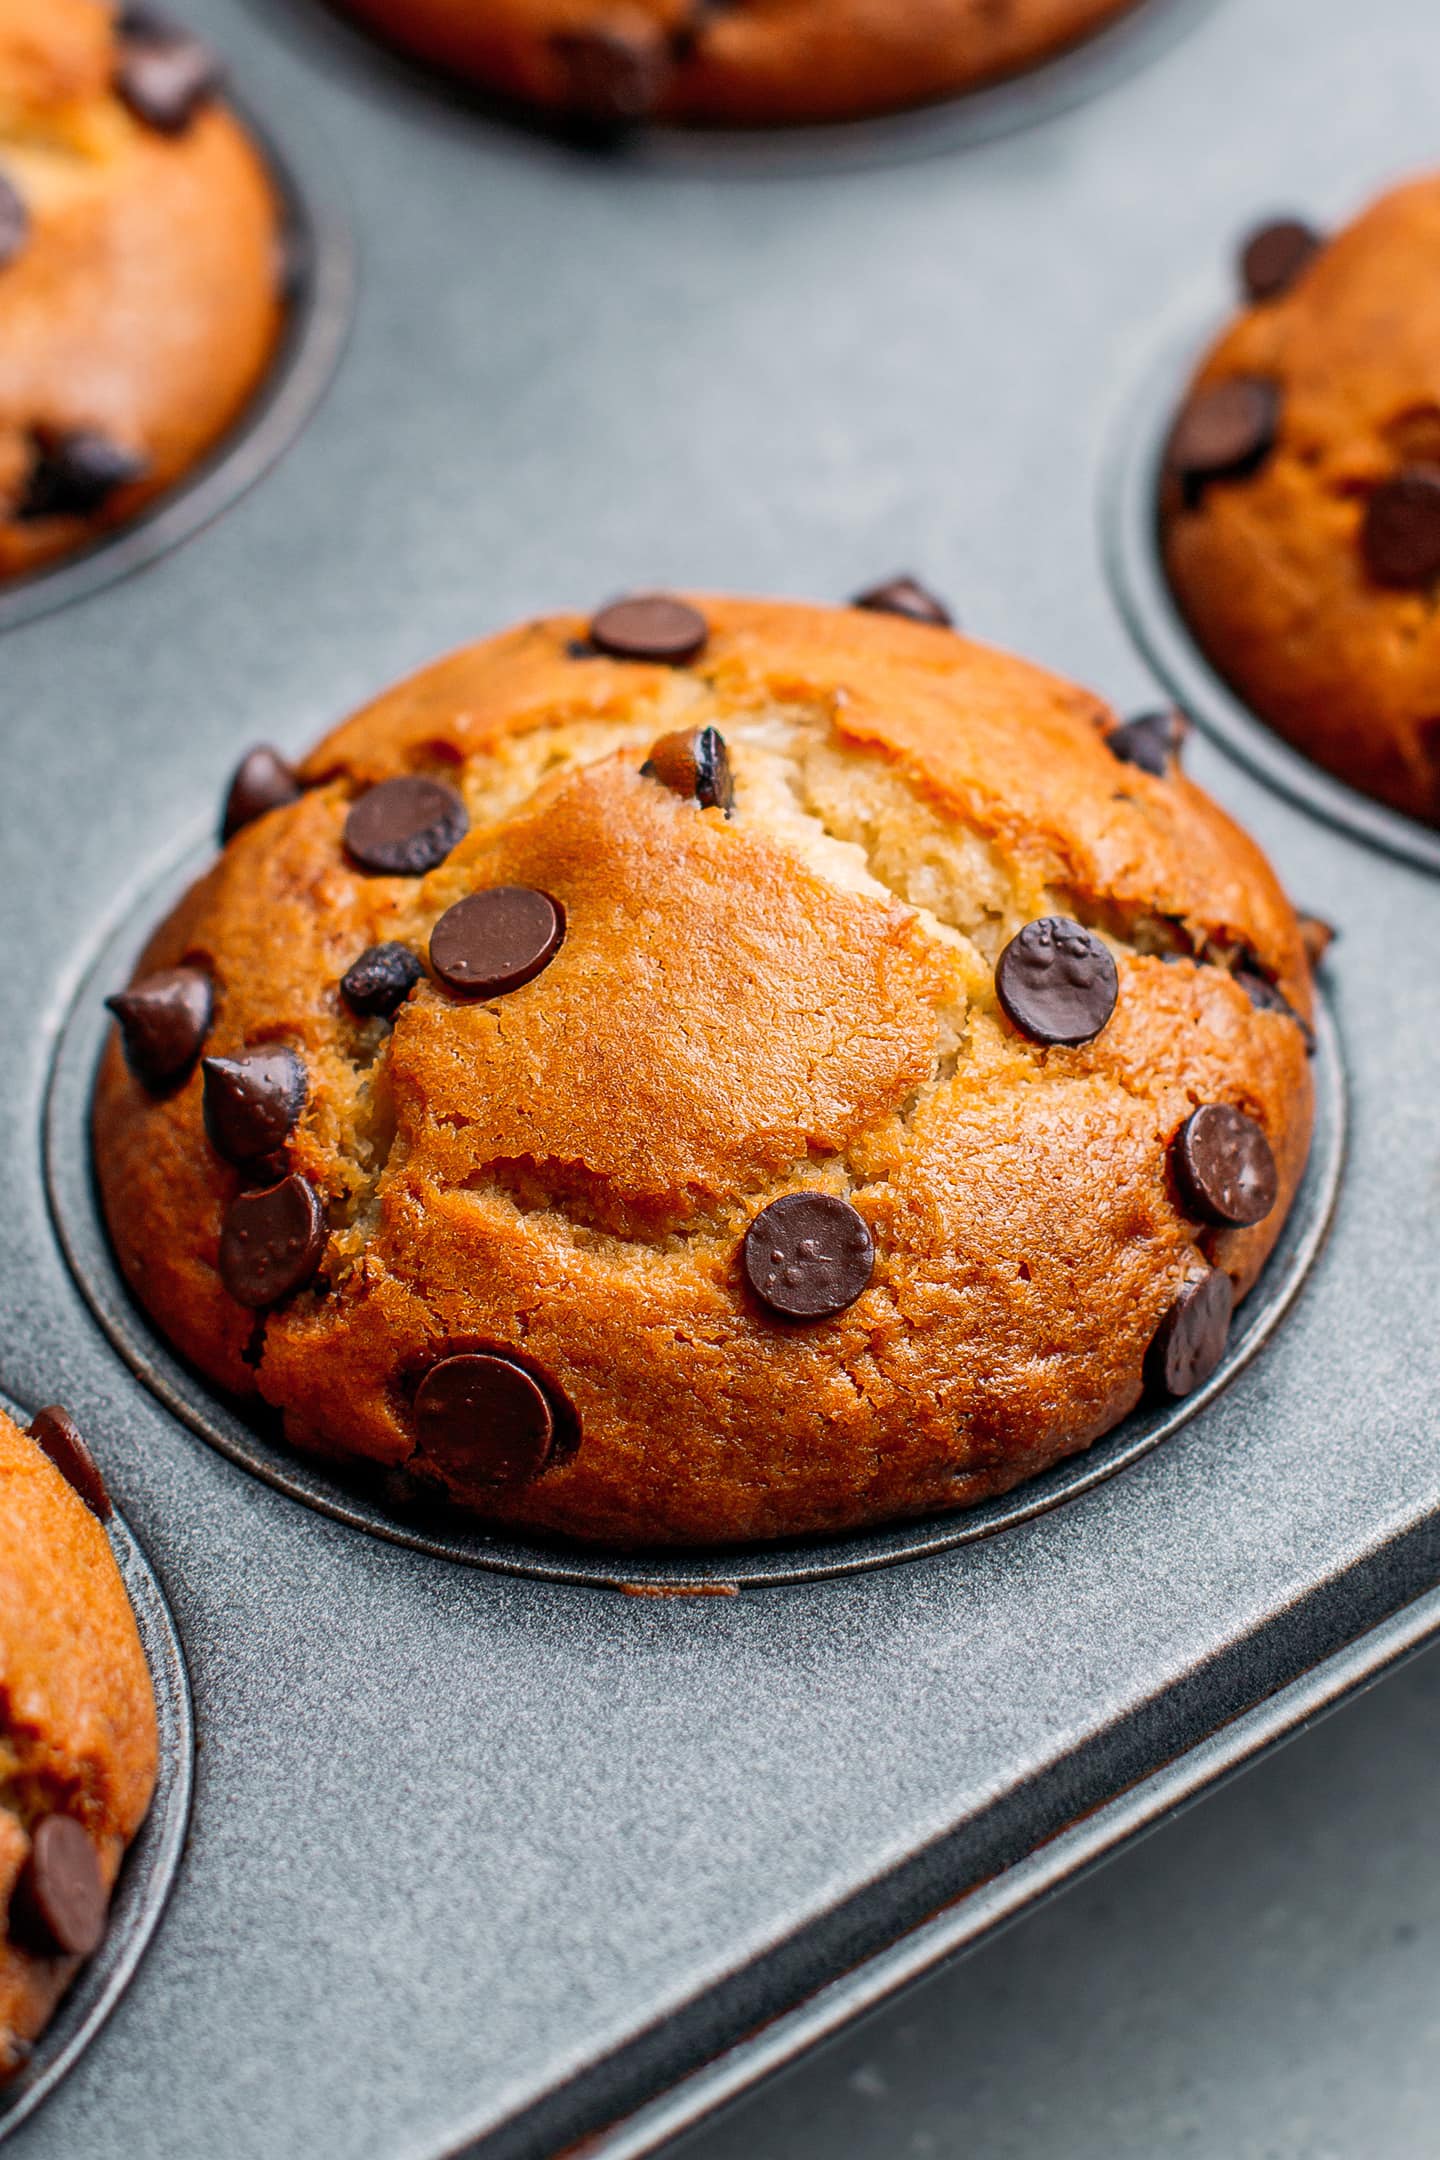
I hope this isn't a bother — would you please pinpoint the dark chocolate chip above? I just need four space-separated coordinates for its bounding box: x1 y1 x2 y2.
20 429 148 520
11 1817 107 1959
995 919 1119 1048
106 965 213 1091
429 888 564 999
1172 1104 1278 1229
642 726 734 813
588 594 708 666
1236 966 1315 1051
0 173 29 272
1240 218 1322 303
1106 707 1189 778
344 776 469 877
202 1047 307 1164
1360 466 1440 589
1169 377 1280 491
221 746 302 842
1148 1269 1234 1399
28 1407 112 1523
551 25 671 125
414 1353 559 1490
219 1174 326 1308
340 943 424 1019
850 575 954 628
742 1192 874 1322
1298 914 1336 969
114 12 221 134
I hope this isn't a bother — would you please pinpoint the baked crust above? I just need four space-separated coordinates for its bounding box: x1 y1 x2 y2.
0 0 283 579
0 1407 158 2077
94 596 1315 1545
1162 174 1440 823
330 0 1146 126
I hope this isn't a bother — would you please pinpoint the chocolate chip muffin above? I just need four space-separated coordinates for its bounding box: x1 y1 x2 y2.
1 1404 158 2081
94 594 1315 1547
328 0 1147 128
0 1 284 582
1161 176 1440 825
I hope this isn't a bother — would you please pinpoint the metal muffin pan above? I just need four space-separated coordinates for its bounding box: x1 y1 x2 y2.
5 0 1440 2153
0 1399 193 2149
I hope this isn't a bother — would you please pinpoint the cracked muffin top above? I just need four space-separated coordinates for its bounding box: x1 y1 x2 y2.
0 1403 158 2082
0 0 283 582
1162 176 1440 826
328 0 1147 128
94 593 1316 1547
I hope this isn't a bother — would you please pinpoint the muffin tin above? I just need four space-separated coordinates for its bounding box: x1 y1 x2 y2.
5 0 1440 2155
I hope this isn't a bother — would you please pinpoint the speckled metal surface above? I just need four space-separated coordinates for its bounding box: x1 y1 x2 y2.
2 0 1438 2153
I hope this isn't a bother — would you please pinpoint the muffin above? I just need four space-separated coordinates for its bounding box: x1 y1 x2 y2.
1162 176 1440 825
327 0 1148 128
1 1404 158 2081
95 593 1315 1547
0 1 285 581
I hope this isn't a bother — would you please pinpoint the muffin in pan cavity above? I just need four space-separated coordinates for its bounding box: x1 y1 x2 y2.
1162 175 1440 829
94 593 1316 1549
0 0 284 583
323 0 1152 128
0 1402 158 2086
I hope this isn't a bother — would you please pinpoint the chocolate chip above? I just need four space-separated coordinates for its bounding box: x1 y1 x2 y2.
1169 377 1280 492
851 575 954 628
114 11 221 134
1172 1105 1278 1229
1236 966 1315 1051
642 726 734 813
202 1047 307 1164
219 1174 326 1308
551 25 671 125
340 943 424 1018
414 1353 560 1490
995 919 1119 1048
429 888 564 999
344 776 469 877
1148 1268 1234 1399
1298 914 1336 969
742 1193 874 1322
11 1817 107 1959
106 965 213 1091
588 595 708 666
1240 218 1322 303
29 1407 112 1523
221 746 302 842
1106 707 1188 778
0 173 29 271
1361 466 1440 588
20 429 148 519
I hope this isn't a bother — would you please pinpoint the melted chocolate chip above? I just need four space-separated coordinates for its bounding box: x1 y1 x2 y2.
742 1193 874 1322
851 575 954 628
106 966 213 1091
1169 377 1280 492
11 1817 107 1959
429 888 564 999
1236 966 1315 1052
221 746 302 842
588 595 709 666
1172 1105 1278 1229
219 1174 326 1308
29 1407 112 1523
21 429 148 520
1106 707 1188 778
1148 1269 1234 1399
1240 218 1322 303
0 173 29 272
1361 466 1440 588
642 726 734 813
114 10 221 134
202 1047 307 1164
344 776 469 877
340 943 424 1019
995 919 1119 1048
414 1354 559 1490
551 25 671 125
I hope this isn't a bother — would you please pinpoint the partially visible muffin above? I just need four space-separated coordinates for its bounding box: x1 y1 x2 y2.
1162 176 1440 824
1 1404 158 2081
0 1 284 581
328 0 1148 128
